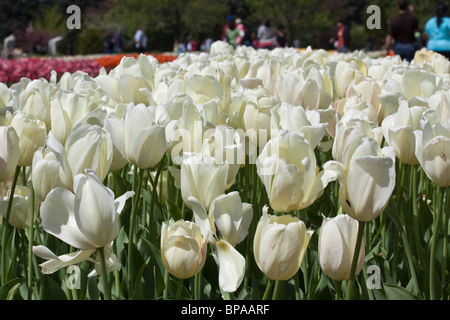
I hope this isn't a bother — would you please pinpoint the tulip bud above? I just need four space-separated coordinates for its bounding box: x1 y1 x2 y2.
18 79 55 130
0 185 35 229
242 86 275 149
0 126 20 182
253 206 313 281
381 101 426 165
160 220 208 279
10 111 46 167
46 124 113 190
180 153 228 211
32 148 64 203
123 103 166 169
414 112 450 187
318 214 365 281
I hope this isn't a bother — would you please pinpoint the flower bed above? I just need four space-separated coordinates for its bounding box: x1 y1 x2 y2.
0 43 449 302
0 53 178 84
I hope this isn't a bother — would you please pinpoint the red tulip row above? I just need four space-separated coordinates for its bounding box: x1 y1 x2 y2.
0 57 101 84
0 53 178 85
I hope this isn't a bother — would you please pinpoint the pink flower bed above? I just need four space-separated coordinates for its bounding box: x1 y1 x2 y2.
0 57 102 84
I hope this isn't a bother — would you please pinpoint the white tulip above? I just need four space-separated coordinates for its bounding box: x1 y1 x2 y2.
46 123 113 190
123 103 166 169
0 126 20 182
32 148 64 203
179 153 228 211
324 135 396 221
160 219 207 279
257 130 337 213
318 214 365 281
10 111 46 167
189 192 252 292
381 101 426 164
271 103 327 149
33 170 134 274
0 185 34 229
253 206 313 281
415 113 450 187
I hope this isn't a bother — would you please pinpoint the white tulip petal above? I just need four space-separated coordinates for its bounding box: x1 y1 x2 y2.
216 240 245 293
40 187 94 250
33 246 96 274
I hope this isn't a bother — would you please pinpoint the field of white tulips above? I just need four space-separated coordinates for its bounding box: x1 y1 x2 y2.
0 41 449 301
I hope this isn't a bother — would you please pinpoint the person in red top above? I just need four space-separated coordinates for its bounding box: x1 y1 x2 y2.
330 20 351 52
385 0 418 62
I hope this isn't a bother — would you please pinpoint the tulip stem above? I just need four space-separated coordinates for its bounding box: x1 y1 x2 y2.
163 269 169 299
27 180 35 300
272 280 281 300
194 270 201 300
127 166 143 298
345 220 365 300
98 246 111 300
176 278 184 300
335 281 342 300
442 188 449 299
429 186 445 300
262 279 274 300
1 165 20 286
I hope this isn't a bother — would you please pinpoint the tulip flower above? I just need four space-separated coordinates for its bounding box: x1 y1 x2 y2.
346 79 385 124
0 126 20 182
184 74 224 106
253 206 313 281
201 125 246 189
50 91 91 144
33 170 134 274
32 148 64 203
0 185 35 229
414 112 450 187
17 79 56 130
209 41 235 57
333 60 363 99
46 123 113 190
242 86 276 149
160 219 208 280
270 103 327 149
10 111 47 167
428 90 450 124
189 192 252 292
381 100 426 165
0 83 12 108
122 103 166 169
177 153 229 211
324 135 396 222
189 192 253 247
318 214 365 281
256 130 337 213
332 118 383 163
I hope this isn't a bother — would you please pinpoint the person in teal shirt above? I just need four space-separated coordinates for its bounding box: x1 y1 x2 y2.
425 3 450 58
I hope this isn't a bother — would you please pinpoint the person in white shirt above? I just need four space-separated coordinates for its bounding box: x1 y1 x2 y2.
134 27 148 53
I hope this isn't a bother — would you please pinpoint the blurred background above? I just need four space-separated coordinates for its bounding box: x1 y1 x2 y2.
0 0 445 56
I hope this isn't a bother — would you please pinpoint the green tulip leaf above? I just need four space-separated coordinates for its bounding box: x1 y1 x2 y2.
383 283 423 300
0 278 25 300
